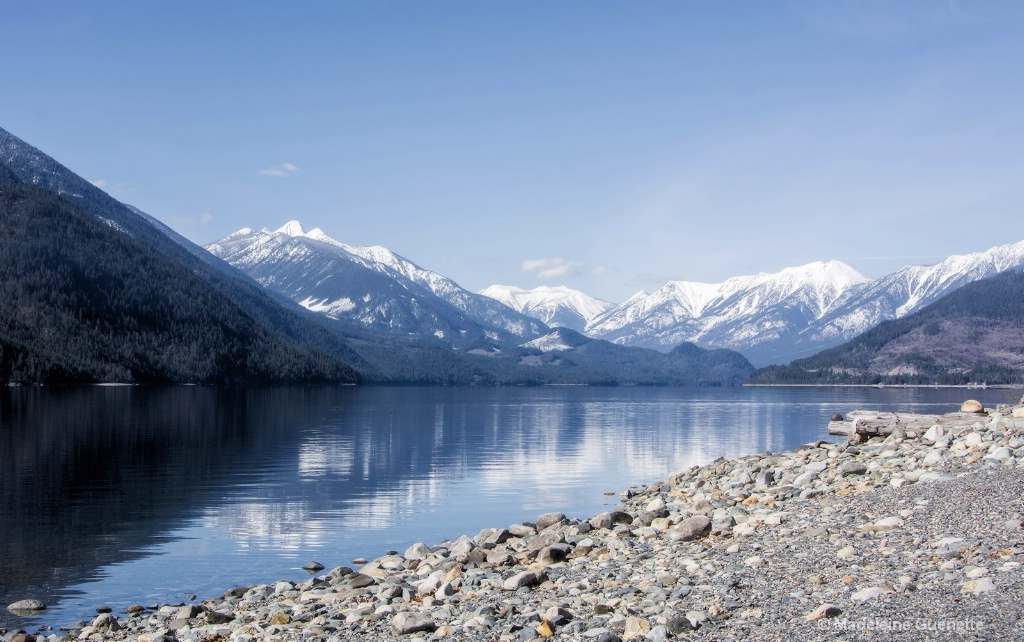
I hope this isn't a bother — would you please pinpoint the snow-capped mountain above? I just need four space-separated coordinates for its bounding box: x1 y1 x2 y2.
792 239 1024 358
479 285 613 333
207 222 547 345
583 260 870 365
574 243 1024 366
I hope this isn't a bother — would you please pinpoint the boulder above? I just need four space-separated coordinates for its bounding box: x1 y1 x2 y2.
668 516 711 542
961 399 985 413
391 611 437 635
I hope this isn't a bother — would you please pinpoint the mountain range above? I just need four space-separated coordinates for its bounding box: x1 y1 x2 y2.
210 215 1024 371
206 223 755 385
747 269 1024 385
483 245 1024 367
5 122 1021 384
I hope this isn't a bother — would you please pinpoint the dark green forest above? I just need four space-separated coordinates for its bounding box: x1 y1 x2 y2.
0 182 359 384
747 270 1024 385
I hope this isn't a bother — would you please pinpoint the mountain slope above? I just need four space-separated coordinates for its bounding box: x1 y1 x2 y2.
514 328 753 386
790 240 1024 359
479 285 613 332
747 269 1024 385
207 223 547 346
0 126 366 372
0 182 358 384
586 261 870 365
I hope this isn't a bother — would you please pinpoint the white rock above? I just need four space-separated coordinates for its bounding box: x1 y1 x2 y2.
851 586 888 602
984 447 1012 461
645 496 666 513
793 471 818 488
961 577 996 595
836 546 857 560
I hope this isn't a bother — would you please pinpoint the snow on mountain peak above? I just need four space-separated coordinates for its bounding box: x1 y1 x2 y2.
479 284 613 332
276 220 306 237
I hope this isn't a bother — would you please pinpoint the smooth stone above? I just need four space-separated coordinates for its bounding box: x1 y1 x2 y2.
509 523 537 538
503 570 546 591
838 461 867 477
851 586 888 602
204 611 234 624
793 471 817 488
961 399 985 413
923 425 945 442
590 511 633 530
667 516 711 542
91 613 122 632
7 599 46 612
391 611 437 635
303 561 325 571
536 512 566 531
961 577 996 595
404 542 431 560
622 616 650 640
645 496 666 513
804 603 842 621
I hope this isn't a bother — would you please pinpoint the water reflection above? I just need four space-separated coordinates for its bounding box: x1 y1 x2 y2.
1 385 999 631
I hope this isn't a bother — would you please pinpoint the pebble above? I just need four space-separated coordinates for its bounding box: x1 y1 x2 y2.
30 400 1024 642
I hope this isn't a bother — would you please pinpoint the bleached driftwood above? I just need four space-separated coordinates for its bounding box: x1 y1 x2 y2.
827 410 988 441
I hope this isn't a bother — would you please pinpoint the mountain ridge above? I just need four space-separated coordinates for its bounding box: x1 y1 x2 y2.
746 269 1024 385
207 222 548 346
481 243 1024 367
478 284 613 333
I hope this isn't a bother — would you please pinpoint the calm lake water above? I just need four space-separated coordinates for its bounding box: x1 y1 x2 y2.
1 385 1013 631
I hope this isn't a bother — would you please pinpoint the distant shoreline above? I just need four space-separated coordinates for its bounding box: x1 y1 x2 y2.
744 383 1024 389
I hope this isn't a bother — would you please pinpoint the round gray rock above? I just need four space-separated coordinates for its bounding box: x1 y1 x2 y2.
7 599 46 612
391 611 437 634
668 515 712 541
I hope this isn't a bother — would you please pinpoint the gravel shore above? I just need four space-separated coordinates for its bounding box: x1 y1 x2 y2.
7 401 1024 642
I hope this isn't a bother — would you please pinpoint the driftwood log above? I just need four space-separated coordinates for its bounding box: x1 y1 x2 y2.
828 410 988 441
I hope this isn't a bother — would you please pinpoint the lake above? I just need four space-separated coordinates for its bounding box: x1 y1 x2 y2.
1 385 1012 631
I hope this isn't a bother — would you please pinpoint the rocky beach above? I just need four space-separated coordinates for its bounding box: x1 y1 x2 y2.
6 399 1024 642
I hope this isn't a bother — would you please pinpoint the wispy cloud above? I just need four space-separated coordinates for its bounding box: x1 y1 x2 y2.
168 212 214 228
521 258 605 280
257 163 300 178
90 178 135 195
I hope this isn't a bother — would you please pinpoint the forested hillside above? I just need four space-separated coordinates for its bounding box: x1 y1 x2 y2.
345 328 754 386
747 270 1024 385
0 182 359 384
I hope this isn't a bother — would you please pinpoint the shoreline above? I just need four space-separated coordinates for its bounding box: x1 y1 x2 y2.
7 400 1024 641
744 383 1024 389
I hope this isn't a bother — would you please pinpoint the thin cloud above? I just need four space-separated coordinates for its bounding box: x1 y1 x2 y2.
521 258 586 280
169 212 214 228
90 178 135 195
257 163 300 178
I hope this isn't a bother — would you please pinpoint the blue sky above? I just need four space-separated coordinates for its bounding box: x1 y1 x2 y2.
3 1 1023 302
